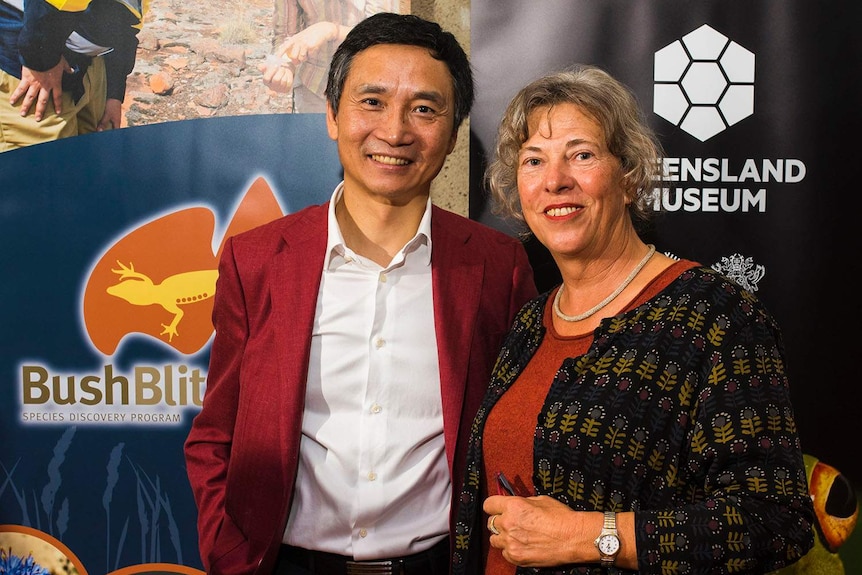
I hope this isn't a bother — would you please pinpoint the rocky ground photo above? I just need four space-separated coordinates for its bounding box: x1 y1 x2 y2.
121 0 295 127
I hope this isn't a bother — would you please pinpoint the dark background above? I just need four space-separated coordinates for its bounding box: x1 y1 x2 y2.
470 0 862 489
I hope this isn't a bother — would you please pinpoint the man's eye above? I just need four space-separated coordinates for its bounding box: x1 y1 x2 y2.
575 151 594 161
363 98 381 107
415 105 434 114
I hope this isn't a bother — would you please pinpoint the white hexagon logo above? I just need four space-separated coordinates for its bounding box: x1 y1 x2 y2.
653 24 755 142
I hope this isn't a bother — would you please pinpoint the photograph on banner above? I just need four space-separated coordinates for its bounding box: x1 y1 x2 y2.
0 525 86 575
0 0 410 153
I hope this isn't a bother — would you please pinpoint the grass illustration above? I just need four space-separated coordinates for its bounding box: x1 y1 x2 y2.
2 428 186 572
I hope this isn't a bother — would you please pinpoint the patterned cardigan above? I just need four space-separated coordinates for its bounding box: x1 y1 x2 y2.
452 266 815 575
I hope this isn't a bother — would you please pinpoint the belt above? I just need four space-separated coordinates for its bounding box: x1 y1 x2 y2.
277 538 449 575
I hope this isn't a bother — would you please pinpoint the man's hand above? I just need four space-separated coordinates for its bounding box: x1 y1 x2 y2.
97 98 123 131
279 22 339 62
258 22 340 93
11 57 73 120
258 55 295 93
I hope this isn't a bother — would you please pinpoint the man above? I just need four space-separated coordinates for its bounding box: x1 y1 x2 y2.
0 0 143 152
184 12 537 575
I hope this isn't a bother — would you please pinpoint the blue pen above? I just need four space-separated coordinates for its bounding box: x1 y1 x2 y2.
496 471 516 496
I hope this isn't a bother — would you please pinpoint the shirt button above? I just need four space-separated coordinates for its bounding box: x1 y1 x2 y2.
359 528 368 538
380 274 388 283
371 403 382 414
375 338 385 349
368 472 377 481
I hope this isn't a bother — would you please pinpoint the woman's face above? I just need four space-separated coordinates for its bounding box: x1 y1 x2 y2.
516 103 629 259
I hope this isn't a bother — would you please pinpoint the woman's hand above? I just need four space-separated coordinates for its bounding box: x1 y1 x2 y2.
483 495 586 568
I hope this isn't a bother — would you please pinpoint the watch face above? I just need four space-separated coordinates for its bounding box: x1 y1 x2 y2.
598 534 620 555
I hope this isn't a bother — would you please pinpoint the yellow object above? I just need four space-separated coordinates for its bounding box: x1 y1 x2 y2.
43 0 148 24
769 454 859 575
44 0 92 12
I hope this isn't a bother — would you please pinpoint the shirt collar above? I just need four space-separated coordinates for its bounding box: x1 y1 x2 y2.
324 182 433 269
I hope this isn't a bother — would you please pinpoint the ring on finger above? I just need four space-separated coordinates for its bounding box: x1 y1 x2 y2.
487 514 500 535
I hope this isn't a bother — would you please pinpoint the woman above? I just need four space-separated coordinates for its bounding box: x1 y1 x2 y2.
452 66 814 574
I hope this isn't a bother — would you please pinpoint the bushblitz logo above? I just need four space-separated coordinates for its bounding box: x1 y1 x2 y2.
19 177 285 426
20 363 207 424
83 176 283 355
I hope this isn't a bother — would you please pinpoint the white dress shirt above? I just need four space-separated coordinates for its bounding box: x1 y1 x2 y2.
283 184 448 558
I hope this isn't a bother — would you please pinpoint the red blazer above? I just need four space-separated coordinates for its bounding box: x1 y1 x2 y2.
184 202 537 575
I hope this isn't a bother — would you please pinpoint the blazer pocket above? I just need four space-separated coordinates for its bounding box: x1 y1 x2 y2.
209 513 257 575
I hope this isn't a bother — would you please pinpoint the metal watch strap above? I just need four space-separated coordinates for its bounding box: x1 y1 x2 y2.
599 511 618 566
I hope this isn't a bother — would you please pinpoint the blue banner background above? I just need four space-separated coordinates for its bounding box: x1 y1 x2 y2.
1 114 342 572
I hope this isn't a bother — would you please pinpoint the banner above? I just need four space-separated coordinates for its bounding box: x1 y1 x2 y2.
470 1 861 571
1 114 342 573
2 1 408 570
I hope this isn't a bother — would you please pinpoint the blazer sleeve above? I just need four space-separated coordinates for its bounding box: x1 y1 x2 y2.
183 236 248 571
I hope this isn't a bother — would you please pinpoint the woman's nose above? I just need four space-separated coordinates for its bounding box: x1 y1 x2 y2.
543 159 575 193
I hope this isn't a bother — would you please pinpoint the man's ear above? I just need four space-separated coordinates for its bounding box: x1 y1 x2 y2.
326 102 338 140
446 129 458 155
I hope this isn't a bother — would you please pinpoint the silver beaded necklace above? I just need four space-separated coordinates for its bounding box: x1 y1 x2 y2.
553 244 656 322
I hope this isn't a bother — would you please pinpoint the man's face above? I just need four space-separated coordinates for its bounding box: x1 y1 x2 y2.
326 43 458 206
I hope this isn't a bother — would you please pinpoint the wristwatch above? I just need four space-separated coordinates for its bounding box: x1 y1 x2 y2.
594 511 621 566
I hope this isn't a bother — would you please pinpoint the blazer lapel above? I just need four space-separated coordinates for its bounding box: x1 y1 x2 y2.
430 207 484 466
270 205 328 471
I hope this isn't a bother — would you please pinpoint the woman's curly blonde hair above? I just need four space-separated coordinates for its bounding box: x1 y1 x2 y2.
486 65 664 236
